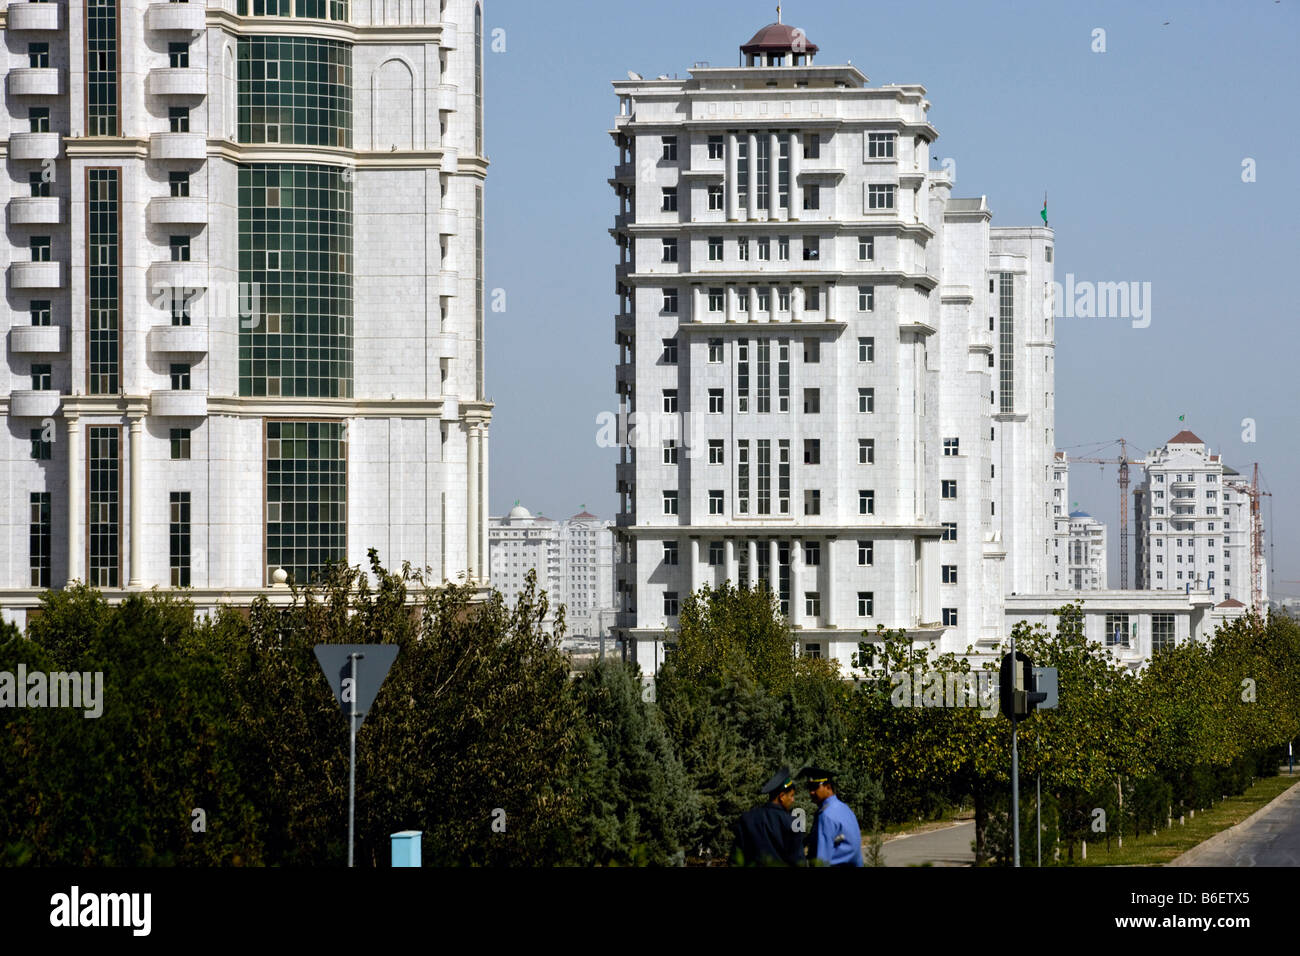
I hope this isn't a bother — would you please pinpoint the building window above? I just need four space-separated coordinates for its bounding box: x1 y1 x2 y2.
1152 613 1175 653
777 235 790 261
661 136 678 161
169 106 190 132
87 169 121 394
1105 613 1131 647
858 540 874 566
859 490 875 515
170 363 191 390
803 135 820 159
708 389 725 414
803 338 820 363
867 184 895 209
708 439 725 465
663 541 679 565
265 421 346 586
662 288 679 314
662 439 678 465
803 642 823 660
30 428 52 461
662 338 678 363
857 439 875 465
805 592 821 617
857 592 874 617
803 439 821 465
30 301 52 327
30 236 51 262
803 388 820 414
777 440 791 515
168 41 190 69
708 541 725 566
87 0 119 135
756 440 771 515
170 428 192 460
867 132 895 158
709 288 725 312
737 440 750 514
29 493 52 588
31 364 53 391
942 522 957 541
664 591 679 616
663 491 678 516
170 235 191 262
88 426 121 587
943 565 958 584
708 134 724 160
858 337 875 363
942 608 958 626
803 185 820 210
942 480 957 499
708 236 724 261
662 238 678 262
29 107 52 134
708 338 724 363
858 236 875 261
662 188 678 212
858 286 875 311
943 438 960 456
858 388 875 413
709 490 725 515
662 389 677 413
708 185 725 210
804 489 821 516
168 171 190 198
170 492 192 586
757 236 771 261
29 171 51 198
803 541 820 566
738 236 750 261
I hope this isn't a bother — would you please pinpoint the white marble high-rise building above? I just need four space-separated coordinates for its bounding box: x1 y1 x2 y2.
609 16 1055 671
1065 510 1107 591
1 0 489 624
1050 452 1069 588
1133 431 1264 606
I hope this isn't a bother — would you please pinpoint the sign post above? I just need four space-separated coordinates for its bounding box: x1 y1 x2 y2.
314 643 399 867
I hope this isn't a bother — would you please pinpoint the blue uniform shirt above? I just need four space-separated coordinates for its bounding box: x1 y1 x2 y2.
814 794 863 867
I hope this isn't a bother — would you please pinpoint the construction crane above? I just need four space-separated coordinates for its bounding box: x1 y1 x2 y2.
1225 463 1271 617
1067 438 1145 589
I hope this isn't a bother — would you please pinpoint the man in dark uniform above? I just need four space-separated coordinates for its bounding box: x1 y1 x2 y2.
732 767 805 866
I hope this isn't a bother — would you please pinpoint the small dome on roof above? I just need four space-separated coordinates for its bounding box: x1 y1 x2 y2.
507 504 532 520
1069 510 1091 519
741 21 819 56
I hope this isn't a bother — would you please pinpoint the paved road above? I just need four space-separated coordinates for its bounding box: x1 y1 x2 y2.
881 821 975 867
1169 778 1300 867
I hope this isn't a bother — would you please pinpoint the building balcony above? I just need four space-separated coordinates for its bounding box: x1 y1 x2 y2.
432 333 459 359
615 363 634 391
614 261 631 283
8 68 62 97
436 209 459 235
148 196 207 226
439 21 458 49
9 325 66 354
437 270 459 297
8 196 62 225
146 1 206 32
150 132 207 161
612 212 629 233
9 132 60 161
150 390 207 417
611 162 634 184
435 84 458 112
615 310 634 338
9 390 62 418
615 461 635 490
148 260 207 291
9 261 63 290
7 2 63 31
147 325 207 355
147 68 206 98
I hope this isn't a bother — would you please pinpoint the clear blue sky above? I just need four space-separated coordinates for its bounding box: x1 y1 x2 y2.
482 0 1300 595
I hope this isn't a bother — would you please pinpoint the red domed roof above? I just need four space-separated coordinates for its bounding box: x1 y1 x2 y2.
741 22 818 56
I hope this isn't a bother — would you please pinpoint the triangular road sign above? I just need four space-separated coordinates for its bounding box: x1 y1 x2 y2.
314 644 399 730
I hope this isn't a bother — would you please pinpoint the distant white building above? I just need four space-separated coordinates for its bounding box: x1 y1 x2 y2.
488 505 615 639
1132 431 1264 606
1051 453 1069 589
1065 510 1107 590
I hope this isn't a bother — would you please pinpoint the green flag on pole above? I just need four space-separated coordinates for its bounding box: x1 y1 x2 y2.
1041 193 1048 225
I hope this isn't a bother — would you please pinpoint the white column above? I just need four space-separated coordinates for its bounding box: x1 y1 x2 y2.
66 414 82 584
747 539 758 588
479 425 490 582
746 132 759 218
128 415 143 588
768 132 780 220
768 284 779 322
824 537 837 629
789 537 802 628
825 283 834 323
748 285 759 323
725 538 738 585
688 537 700 595
466 425 479 582
768 538 779 595
789 131 802 221
692 285 704 323
792 285 805 322
726 132 739 220
726 286 737 323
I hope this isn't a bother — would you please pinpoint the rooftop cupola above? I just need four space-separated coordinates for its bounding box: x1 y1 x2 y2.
740 6 819 67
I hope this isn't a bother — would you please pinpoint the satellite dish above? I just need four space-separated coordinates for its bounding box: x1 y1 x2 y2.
627 71 643 81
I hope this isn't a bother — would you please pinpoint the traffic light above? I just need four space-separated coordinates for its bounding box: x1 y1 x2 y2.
999 651 1048 722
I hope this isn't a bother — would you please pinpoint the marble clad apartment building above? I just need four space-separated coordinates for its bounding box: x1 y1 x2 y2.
0 0 490 625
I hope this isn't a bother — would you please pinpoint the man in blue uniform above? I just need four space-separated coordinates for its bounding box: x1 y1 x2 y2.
802 766 863 867
732 767 805 866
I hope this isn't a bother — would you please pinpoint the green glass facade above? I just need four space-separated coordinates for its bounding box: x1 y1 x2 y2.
265 421 347 586
237 37 352 148
86 0 118 136
87 168 120 395
88 426 120 588
237 0 348 21
238 164 352 397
